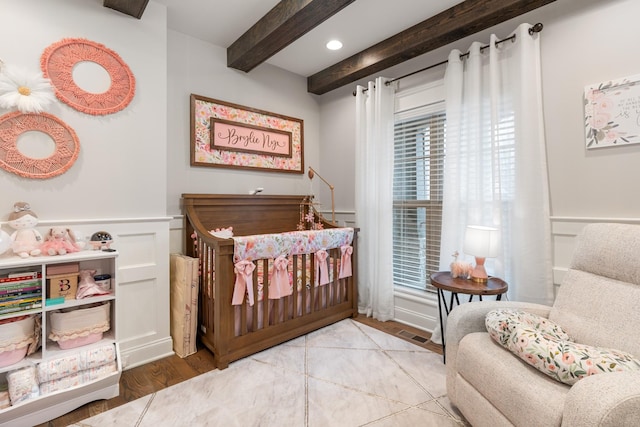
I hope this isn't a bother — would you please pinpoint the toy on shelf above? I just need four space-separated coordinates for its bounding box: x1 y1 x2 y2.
89 231 113 251
40 227 81 256
76 269 109 299
7 202 42 258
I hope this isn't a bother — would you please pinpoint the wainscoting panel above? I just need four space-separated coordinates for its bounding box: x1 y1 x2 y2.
169 216 184 255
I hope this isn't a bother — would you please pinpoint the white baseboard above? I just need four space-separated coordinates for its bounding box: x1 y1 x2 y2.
120 337 175 370
393 288 439 333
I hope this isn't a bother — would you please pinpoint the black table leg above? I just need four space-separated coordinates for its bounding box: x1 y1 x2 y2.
437 288 447 363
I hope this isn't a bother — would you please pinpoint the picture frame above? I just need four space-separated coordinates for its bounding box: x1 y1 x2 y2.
190 94 304 173
584 73 640 149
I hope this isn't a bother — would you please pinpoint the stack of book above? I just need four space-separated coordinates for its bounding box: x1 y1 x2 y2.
0 272 43 315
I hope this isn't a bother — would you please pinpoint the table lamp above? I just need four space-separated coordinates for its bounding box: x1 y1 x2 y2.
463 225 499 282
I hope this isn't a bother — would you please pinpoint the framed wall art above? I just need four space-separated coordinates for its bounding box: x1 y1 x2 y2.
190 94 304 173
584 73 640 149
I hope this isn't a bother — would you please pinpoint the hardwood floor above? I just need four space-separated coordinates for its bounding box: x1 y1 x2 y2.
36 318 442 426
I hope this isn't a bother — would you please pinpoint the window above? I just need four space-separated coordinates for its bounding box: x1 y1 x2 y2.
393 100 446 292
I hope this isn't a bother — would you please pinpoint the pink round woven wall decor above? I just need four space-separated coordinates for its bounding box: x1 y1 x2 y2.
41 38 135 115
0 111 80 179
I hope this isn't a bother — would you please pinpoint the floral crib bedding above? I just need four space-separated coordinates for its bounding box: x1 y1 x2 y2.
231 228 355 335
231 228 354 302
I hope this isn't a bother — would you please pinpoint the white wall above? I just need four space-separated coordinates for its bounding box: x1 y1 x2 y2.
166 31 321 217
0 0 173 368
538 0 640 217
318 0 640 218
317 0 640 332
0 0 167 218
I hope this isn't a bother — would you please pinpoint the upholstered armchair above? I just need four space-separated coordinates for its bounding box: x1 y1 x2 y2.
445 223 640 426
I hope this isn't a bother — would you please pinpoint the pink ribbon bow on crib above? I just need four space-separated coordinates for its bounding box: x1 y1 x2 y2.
269 255 292 299
232 260 256 306
339 245 353 279
315 249 330 286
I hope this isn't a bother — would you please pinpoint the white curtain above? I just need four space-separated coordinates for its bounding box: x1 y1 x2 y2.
355 77 395 321
432 23 554 344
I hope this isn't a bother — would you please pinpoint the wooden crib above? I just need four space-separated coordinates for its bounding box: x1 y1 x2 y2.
182 194 359 369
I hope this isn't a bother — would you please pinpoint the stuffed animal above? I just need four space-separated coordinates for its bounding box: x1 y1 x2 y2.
450 251 472 279
76 269 109 299
7 202 42 258
40 227 80 256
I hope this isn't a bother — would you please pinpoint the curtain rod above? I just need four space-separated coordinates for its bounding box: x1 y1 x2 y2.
353 23 544 96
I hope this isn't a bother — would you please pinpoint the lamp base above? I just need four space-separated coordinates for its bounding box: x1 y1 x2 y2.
470 257 488 283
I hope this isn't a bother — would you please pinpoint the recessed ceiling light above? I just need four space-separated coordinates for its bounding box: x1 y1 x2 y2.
326 40 343 50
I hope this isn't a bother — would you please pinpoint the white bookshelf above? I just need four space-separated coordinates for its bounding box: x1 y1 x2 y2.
0 250 120 427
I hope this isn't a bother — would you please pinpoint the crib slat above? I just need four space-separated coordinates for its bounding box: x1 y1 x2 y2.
239 282 247 335
331 248 339 305
291 254 299 319
251 263 258 333
205 242 212 334
262 259 271 328
302 254 309 315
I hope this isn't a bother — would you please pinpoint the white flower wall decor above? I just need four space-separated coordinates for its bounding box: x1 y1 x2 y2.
0 63 56 113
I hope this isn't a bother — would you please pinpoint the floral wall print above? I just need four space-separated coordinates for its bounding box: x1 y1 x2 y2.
584 73 640 149
190 94 304 174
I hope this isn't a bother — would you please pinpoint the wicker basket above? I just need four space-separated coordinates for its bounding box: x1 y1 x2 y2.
49 302 110 349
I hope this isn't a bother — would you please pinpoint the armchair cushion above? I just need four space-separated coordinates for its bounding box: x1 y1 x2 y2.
456 332 568 426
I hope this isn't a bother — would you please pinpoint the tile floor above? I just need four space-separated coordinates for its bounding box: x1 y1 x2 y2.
72 319 468 426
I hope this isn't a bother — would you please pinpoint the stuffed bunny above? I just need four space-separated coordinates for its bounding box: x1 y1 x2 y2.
40 226 80 256
7 202 42 258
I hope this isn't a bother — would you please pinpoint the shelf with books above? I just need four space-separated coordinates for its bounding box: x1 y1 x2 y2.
0 272 43 318
0 250 121 426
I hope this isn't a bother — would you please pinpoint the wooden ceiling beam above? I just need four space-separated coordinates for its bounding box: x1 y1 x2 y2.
307 0 556 95
103 0 149 19
227 0 355 72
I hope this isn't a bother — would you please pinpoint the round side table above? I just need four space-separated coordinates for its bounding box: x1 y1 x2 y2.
430 271 508 362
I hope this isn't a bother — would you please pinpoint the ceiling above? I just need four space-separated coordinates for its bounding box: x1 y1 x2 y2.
154 0 463 77
117 0 556 94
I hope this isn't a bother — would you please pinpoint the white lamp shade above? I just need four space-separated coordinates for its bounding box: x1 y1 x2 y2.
463 225 499 258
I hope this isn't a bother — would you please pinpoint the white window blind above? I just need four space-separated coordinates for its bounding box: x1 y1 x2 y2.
393 104 446 292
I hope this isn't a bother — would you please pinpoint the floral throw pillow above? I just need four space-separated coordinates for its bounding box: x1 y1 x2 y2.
508 326 640 385
485 309 570 347
485 309 640 385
